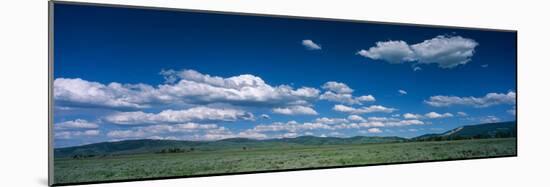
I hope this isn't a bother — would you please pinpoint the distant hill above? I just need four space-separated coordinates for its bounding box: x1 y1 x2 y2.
55 121 516 158
413 121 517 141
54 136 405 158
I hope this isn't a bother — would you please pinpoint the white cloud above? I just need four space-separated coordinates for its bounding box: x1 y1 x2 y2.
314 117 349 125
333 104 396 114
481 64 489 68
147 136 179 140
319 81 375 105
105 106 253 125
403 113 423 119
302 39 322 50
398 89 407 95
357 40 415 63
424 112 454 119
425 91 516 107
367 117 396 121
106 130 146 139
347 115 366 122
410 36 478 68
457 112 468 117
319 92 374 105
319 92 359 105
334 119 424 129
368 128 383 133
250 121 334 133
159 69 179 84
321 81 353 94
237 131 269 139
54 78 158 109
55 70 321 110
480 116 501 123
246 115 425 137
282 132 300 138
260 114 270 119
55 130 100 139
413 67 422 71
338 116 424 128
357 35 478 69
158 70 320 107
356 95 376 102
384 119 424 126
368 117 424 127
55 119 98 130
272 106 318 115
105 123 260 141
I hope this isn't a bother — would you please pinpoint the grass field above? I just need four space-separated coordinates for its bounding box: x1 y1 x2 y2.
54 138 516 184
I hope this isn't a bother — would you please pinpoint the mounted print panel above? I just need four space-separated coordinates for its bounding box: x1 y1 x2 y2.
49 1 517 186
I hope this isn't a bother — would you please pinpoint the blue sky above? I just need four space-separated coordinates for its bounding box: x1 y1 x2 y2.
53 4 517 147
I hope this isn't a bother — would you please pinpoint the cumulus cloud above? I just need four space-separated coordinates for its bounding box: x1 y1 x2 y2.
368 128 383 133
385 119 424 126
357 35 478 69
357 40 415 63
107 123 220 139
322 81 353 94
272 106 318 115
243 116 425 138
403 112 453 119
425 91 516 107
403 113 423 119
363 117 424 126
55 119 98 130
260 114 270 119
347 115 366 122
319 92 375 105
159 69 180 84
333 104 396 114
480 116 500 123
107 122 270 141
302 39 322 50
54 78 159 110
398 89 407 95
55 130 100 139
410 36 479 68
424 112 454 119
319 92 358 105
249 120 334 133
319 81 374 105
319 93 375 105
157 70 320 107
457 112 468 117
356 95 376 102
105 106 254 125
314 117 349 125
55 70 320 110
334 119 424 129
106 122 269 141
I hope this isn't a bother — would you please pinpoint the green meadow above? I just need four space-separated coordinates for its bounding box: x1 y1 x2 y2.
54 138 516 184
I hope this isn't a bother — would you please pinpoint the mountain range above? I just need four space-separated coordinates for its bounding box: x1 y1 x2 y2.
412 121 516 141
